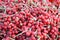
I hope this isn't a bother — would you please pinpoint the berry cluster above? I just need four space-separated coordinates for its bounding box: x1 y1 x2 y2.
0 0 60 40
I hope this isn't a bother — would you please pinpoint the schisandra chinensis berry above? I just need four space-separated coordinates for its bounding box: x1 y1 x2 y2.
0 0 60 40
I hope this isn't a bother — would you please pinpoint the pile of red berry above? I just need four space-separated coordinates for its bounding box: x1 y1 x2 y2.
0 0 60 40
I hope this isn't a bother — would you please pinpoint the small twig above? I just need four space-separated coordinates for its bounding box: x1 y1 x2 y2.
14 29 28 38
0 13 17 18
4 6 6 14
14 28 31 38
